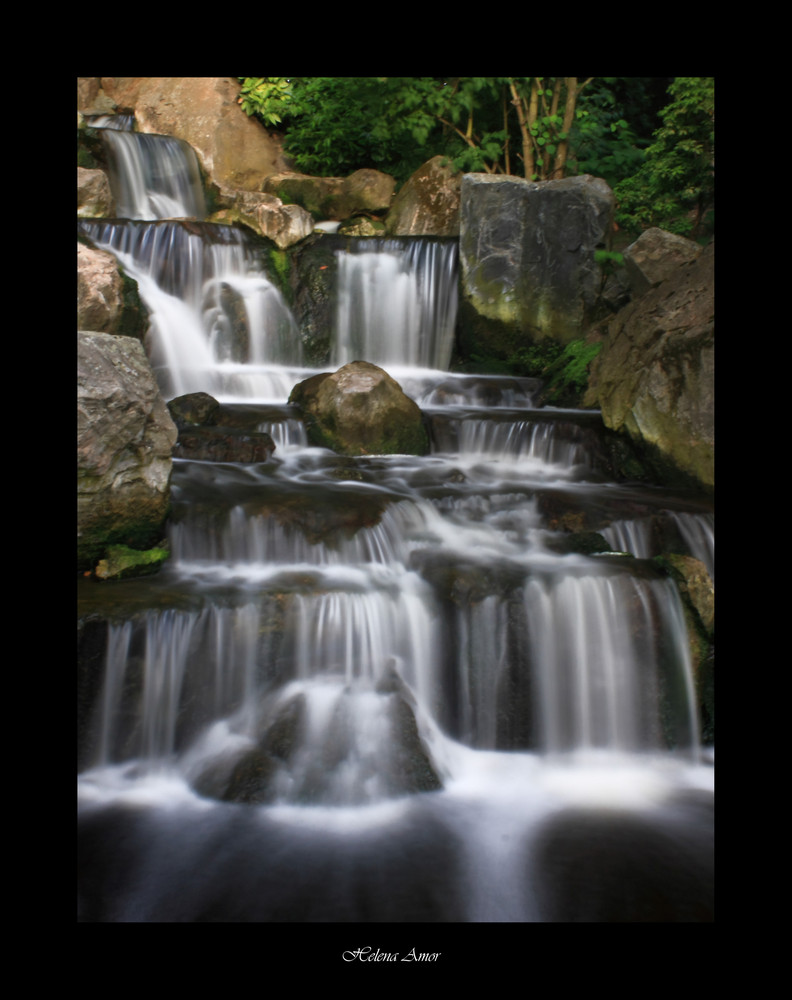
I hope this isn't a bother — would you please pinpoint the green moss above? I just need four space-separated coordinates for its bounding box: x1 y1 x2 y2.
268 248 291 294
94 543 170 581
540 339 603 407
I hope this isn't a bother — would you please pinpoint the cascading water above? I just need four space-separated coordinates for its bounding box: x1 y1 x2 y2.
78 125 714 924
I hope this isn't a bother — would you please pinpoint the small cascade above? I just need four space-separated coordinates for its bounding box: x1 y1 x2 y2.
102 129 207 220
78 127 714 923
602 510 715 579
524 568 699 754
334 239 458 371
78 219 304 401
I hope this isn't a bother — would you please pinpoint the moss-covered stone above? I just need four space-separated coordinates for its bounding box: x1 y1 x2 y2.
94 543 170 581
290 362 429 457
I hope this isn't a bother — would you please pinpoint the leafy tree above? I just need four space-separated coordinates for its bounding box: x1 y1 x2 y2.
613 77 714 238
236 76 672 193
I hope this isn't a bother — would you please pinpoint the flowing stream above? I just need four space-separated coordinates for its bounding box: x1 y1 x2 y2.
78 125 714 923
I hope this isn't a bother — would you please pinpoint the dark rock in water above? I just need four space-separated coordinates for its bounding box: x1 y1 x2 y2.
290 361 429 456
167 392 221 428
544 530 612 556
173 425 276 463
168 392 277 461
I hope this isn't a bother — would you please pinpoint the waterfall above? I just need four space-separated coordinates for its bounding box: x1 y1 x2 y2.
102 129 207 220
78 218 304 401
334 238 458 372
78 129 714 923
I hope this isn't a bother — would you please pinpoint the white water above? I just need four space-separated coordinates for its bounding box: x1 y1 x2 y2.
78 218 308 401
102 129 207 220
78 129 714 922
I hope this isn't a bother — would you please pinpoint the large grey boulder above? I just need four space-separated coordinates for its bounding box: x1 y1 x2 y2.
585 242 714 490
78 332 178 569
459 173 614 348
385 156 461 236
289 361 429 456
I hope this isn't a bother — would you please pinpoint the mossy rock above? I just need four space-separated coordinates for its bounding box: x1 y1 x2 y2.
94 544 170 581
290 362 429 457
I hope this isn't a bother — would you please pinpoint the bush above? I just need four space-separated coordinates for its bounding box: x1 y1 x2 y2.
614 78 714 238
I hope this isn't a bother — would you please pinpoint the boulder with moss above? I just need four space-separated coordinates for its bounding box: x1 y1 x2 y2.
584 242 714 490
78 332 178 571
290 362 429 456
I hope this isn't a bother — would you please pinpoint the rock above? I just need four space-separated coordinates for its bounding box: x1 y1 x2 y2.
81 77 291 191
78 241 145 338
585 242 714 490
78 166 115 217
166 391 276 461
209 188 315 248
459 173 614 351
173 426 276 463
290 362 429 456
167 391 221 428
94 543 170 581
262 168 396 220
338 216 386 236
623 227 702 298
78 332 178 570
385 156 461 236
660 553 715 636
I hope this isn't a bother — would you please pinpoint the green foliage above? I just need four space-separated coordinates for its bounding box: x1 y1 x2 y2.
594 249 624 270
508 338 565 377
540 339 602 406
593 249 625 291
237 77 670 187
614 77 714 237
570 81 648 188
237 78 294 127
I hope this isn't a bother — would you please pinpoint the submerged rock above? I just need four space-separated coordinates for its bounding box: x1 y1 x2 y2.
167 392 277 462
290 361 429 456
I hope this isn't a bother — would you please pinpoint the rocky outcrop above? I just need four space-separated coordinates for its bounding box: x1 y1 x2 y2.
78 166 115 218
459 173 614 353
78 77 290 191
623 227 703 298
78 332 178 570
210 189 315 249
584 242 714 490
385 156 461 236
289 362 429 456
262 169 396 220
167 392 277 462
77 241 146 338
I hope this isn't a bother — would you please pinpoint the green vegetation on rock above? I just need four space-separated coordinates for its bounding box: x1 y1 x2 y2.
94 543 170 581
538 339 603 407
